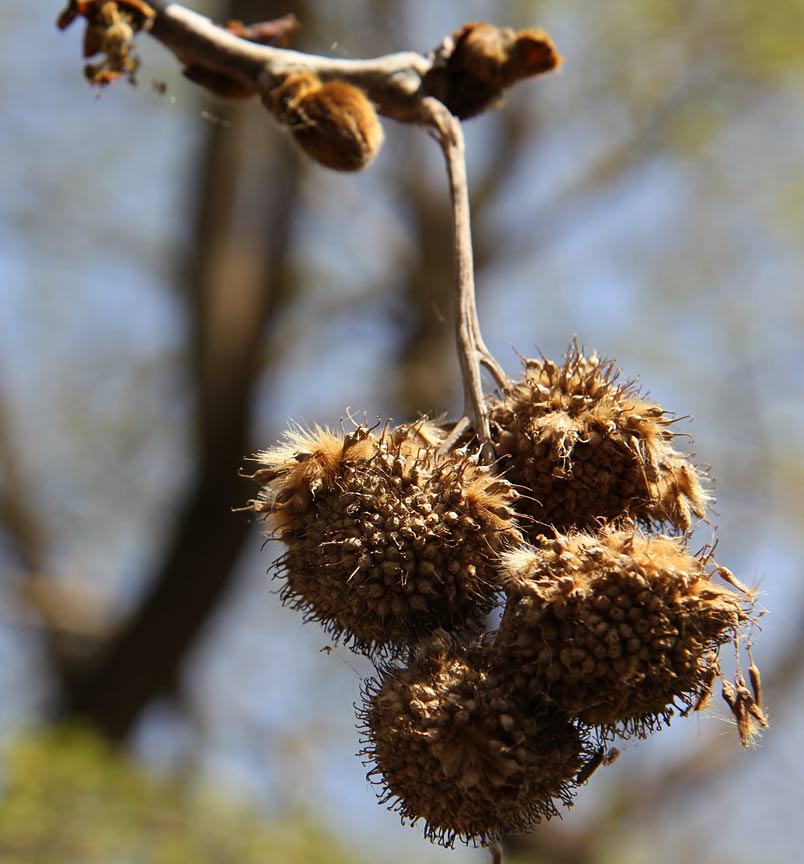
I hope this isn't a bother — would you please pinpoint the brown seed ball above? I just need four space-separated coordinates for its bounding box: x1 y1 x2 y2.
248 422 521 656
267 73 384 171
495 527 753 735
359 635 589 847
488 343 709 535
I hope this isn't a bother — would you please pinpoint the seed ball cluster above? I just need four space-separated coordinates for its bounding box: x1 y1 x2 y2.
250 422 521 656
359 634 589 847
247 344 763 849
488 343 709 535
495 527 753 734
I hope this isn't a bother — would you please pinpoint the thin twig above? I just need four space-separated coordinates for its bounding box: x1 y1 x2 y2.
490 839 504 864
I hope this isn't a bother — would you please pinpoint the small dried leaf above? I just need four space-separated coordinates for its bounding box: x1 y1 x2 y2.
182 65 257 98
748 649 763 706
83 24 104 57
722 674 768 748
693 655 719 712
57 2 80 30
227 14 300 47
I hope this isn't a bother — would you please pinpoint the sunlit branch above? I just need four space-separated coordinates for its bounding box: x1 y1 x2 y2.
57 0 560 451
147 1 432 122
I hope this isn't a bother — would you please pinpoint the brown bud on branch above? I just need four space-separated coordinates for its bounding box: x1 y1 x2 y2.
429 22 562 119
267 74 384 171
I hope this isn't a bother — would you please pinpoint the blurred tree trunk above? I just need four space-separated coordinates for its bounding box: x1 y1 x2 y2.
57 0 305 741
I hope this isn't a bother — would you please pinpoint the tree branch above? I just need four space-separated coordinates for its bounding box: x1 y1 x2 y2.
57 1 559 451
148 1 430 121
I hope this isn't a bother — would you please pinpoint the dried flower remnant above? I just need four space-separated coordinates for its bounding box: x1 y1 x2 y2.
359 633 589 847
489 343 709 535
721 671 768 748
247 422 520 656
267 73 384 171
495 527 756 737
57 1 156 86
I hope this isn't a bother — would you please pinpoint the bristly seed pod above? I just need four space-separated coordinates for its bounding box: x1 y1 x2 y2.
358 635 590 847
494 526 755 737
488 341 710 535
267 73 384 171
247 420 521 657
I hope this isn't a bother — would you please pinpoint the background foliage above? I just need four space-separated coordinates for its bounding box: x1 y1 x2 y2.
0 728 366 864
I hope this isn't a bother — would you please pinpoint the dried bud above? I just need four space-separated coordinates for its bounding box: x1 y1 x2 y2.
247 421 520 656
489 341 710 535
359 643 589 847
451 22 562 89
495 527 755 736
267 73 384 171
429 21 561 118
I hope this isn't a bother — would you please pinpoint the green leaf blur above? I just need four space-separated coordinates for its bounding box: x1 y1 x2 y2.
0 728 368 864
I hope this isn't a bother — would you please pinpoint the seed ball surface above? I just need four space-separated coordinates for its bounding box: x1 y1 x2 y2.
249 422 520 656
496 527 752 734
488 343 709 535
359 638 588 847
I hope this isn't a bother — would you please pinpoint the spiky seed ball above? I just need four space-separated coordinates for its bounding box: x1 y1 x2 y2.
248 422 520 656
488 342 709 535
359 634 589 847
495 527 753 735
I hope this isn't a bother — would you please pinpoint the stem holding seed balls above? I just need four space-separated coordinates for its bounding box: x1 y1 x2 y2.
421 98 508 458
